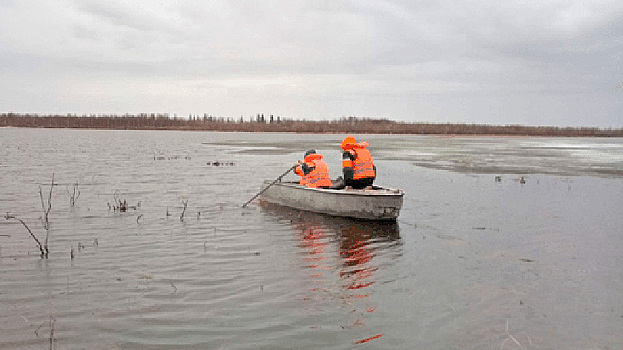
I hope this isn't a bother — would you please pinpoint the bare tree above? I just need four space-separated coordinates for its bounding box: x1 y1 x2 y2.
4 213 46 257
180 199 188 222
3 174 54 258
67 182 80 207
39 174 54 256
49 317 56 350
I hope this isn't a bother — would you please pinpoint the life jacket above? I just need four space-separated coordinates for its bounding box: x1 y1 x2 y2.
343 142 375 180
296 153 332 188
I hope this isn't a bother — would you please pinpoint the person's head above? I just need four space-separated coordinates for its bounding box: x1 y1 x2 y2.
304 149 316 159
341 136 356 150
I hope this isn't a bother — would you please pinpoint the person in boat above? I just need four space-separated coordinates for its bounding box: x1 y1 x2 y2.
295 149 332 188
341 136 376 189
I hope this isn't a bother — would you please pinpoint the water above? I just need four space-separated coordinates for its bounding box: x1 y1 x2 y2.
0 128 622 349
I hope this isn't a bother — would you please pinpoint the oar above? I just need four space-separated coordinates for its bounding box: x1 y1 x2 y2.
242 165 297 208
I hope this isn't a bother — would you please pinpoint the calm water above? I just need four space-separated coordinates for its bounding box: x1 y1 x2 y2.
0 128 622 349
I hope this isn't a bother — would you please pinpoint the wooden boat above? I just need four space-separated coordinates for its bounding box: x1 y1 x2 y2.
259 181 404 221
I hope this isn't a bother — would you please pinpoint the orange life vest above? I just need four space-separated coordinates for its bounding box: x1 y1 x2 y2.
295 153 332 188
343 142 375 180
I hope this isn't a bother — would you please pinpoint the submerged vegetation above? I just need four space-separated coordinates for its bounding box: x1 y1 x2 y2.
1 112 622 137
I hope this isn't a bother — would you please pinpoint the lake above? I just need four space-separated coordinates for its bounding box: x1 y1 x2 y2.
1 128 622 349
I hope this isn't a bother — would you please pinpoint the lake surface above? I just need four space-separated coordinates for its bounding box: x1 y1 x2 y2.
1 128 622 349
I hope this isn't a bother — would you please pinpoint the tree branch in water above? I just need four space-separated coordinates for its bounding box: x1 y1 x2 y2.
4 213 46 258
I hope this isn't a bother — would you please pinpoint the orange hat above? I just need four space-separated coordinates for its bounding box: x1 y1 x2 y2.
341 136 356 149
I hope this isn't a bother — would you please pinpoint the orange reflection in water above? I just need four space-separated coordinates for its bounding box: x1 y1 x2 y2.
260 202 400 345
300 227 328 270
298 223 331 292
341 239 375 292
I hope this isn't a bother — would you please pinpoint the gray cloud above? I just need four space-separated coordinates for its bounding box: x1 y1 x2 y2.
1 0 621 126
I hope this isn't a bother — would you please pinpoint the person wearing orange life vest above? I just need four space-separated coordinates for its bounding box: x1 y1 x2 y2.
295 149 332 188
341 136 376 189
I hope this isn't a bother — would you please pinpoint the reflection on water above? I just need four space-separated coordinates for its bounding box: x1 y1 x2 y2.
259 202 400 345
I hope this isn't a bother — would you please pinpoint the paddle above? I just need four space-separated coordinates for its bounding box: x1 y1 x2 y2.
242 164 298 208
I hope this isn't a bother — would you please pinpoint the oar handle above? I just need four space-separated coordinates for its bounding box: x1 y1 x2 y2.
242 165 297 208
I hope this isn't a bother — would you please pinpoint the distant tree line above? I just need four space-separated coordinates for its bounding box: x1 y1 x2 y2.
1 112 621 137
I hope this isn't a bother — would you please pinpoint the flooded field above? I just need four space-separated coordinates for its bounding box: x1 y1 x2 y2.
1 128 622 349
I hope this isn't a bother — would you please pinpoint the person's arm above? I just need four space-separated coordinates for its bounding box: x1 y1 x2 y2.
296 161 314 175
342 151 355 181
302 163 314 174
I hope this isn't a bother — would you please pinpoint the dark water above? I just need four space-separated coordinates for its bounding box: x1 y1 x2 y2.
0 128 622 349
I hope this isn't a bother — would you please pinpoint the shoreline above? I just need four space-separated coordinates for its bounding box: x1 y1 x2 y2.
2 113 622 137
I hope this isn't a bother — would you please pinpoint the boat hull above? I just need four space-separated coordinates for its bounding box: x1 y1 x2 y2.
259 181 404 220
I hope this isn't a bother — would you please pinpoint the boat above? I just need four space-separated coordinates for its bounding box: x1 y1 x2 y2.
258 180 404 221
260 201 401 238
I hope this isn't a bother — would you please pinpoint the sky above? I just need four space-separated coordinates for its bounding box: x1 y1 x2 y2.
1 0 622 127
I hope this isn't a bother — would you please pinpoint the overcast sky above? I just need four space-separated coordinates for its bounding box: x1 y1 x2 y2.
1 0 621 127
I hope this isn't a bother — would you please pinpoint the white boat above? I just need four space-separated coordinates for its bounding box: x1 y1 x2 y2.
259 181 404 221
